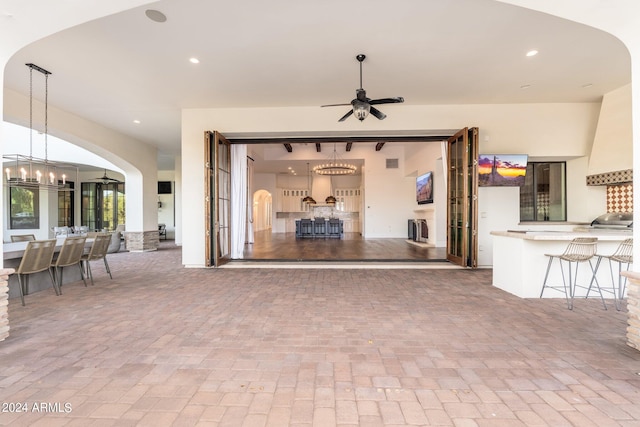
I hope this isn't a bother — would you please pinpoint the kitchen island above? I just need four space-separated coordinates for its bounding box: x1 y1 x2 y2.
491 229 632 299
295 218 343 238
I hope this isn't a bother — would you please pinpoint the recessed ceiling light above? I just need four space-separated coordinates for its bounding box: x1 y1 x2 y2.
520 84 532 89
133 119 141 124
582 83 593 88
189 57 200 64
145 9 167 23
526 50 538 57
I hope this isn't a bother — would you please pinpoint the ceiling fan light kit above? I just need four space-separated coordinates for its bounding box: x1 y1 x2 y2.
91 169 122 184
321 54 404 122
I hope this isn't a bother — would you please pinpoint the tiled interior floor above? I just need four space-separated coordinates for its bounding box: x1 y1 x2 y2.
1 242 640 426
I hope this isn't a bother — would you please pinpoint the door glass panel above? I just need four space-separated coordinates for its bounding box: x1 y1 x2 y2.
206 131 232 266
58 182 74 227
81 182 125 231
446 127 478 268
217 142 231 260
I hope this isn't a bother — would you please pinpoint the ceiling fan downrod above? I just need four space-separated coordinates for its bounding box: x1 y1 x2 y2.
357 54 366 90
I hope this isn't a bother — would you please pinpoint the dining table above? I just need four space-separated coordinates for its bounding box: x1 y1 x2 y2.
3 236 95 300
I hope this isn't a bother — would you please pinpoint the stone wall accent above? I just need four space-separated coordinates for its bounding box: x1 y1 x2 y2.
622 271 640 351
0 268 15 342
124 230 159 252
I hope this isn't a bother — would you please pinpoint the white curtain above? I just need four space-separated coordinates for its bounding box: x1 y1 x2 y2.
246 156 255 243
230 144 247 258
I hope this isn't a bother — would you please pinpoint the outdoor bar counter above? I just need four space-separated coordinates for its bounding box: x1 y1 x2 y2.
491 229 632 299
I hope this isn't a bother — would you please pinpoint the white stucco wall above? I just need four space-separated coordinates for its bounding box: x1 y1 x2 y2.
4 89 159 233
589 84 633 175
182 101 604 266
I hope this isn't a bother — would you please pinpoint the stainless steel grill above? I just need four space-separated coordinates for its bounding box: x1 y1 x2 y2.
590 212 633 229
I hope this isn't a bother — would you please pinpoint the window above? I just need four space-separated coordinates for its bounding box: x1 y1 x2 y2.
58 181 74 227
9 187 40 229
81 182 125 231
520 162 566 221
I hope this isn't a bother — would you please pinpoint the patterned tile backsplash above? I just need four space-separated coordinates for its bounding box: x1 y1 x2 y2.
607 183 633 213
587 169 633 186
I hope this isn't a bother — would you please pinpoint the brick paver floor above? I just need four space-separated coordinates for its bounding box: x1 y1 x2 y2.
1 243 639 426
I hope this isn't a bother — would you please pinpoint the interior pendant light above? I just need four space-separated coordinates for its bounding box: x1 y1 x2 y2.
313 143 357 175
302 162 316 204
325 175 336 205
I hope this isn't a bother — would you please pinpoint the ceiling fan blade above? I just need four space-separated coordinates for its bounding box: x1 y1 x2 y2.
321 103 352 107
369 107 387 120
369 97 404 105
338 110 354 122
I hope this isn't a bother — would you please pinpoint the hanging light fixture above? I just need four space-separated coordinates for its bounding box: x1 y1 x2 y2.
312 143 357 175
325 175 336 205
302 162 316 204
3 63 78 191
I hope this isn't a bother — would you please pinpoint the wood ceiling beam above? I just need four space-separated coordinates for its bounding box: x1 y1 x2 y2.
346 142 353 152
316 143 321 152
375 142 385 151
283 143 292 152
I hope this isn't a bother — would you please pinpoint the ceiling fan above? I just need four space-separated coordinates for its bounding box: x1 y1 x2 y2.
91 169 122 184
321 54 404 122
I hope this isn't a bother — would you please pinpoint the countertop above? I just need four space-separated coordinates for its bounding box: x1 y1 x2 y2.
490 229 632 241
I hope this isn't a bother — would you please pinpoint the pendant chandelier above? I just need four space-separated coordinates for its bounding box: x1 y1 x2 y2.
3 63 78 191
302 162 316 204
312 143 357 175
325 175 336 205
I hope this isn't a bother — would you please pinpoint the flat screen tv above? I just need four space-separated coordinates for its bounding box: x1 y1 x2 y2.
416 171 434 205
478 154 528 187
158 181 172 194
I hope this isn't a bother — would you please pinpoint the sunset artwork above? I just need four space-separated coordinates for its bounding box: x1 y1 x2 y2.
478 154 528 187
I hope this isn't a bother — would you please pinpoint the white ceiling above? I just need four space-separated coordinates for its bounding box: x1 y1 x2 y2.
2 0 631 172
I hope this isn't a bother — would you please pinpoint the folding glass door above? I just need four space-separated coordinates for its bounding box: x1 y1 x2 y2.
204 131 231 267
446 127 478 268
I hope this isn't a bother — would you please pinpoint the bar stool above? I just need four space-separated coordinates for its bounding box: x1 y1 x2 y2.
540 237 603 310
588 238 633 311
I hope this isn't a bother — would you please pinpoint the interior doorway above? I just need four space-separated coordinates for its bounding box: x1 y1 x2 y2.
233 134 456 263
253 189 272 234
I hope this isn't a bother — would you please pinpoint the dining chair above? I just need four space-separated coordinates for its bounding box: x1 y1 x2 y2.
80 233 113 285
10 234 36 242
540 237 602 310
14 239 58 306
51 235 88 291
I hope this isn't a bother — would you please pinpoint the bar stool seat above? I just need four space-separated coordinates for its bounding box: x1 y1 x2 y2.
589 238 633 311
540 237 604 310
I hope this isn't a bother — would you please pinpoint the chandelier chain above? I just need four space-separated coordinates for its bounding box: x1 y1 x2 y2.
29 65 33 159
45 72 48 162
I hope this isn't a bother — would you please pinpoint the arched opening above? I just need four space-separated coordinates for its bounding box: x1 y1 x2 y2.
252 189 272 236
